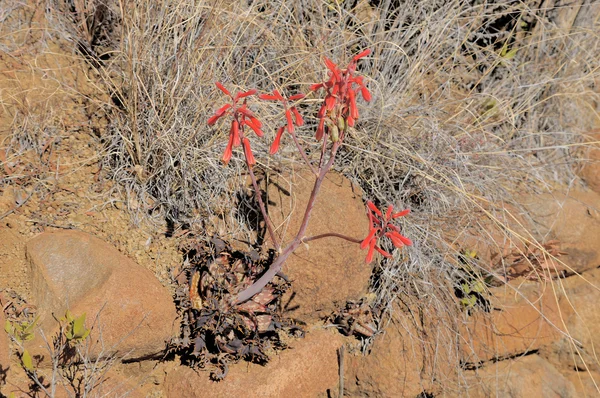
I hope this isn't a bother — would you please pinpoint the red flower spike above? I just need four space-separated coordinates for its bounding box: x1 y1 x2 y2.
270 126 285 155
289 93 305 101
291 107 304 126
244 119 264 137
353 49 371 61
231 120 241 146
362 200 411 263
273 90 285 101
215 82 231 97
242 138 256 165
285 109 294 133
208 103 232 126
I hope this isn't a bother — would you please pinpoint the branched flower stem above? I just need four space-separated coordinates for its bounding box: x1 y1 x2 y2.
234 142 341 304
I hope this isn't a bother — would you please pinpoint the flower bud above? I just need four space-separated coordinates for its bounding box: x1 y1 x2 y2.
330 124 339 142
337 116 346 132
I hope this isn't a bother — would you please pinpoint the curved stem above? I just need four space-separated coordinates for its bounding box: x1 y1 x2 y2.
303 232 362 244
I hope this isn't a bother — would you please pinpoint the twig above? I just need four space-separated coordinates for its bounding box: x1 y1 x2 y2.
0 184 38 221
338 345 345 398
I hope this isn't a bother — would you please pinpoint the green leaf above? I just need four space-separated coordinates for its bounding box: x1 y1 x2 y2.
4 320 13 335
22 349 34 372
471 281 485 293
460 295 477 308
461 283 471 294
72 313 87 339
23 316 37 334
502 48 518 60
65 310 74 323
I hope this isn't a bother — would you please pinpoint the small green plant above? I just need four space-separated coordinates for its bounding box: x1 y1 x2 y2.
455 249 493 312
62 310 91 342
4 310 114 397
4 316 38 343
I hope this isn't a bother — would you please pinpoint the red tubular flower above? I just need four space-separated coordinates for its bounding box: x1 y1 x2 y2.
242 137 256 165
231 120 240 146
309 49 371 142
285 109 294 133
316 118 325 141
244 118 264 137
270 126 285 155
366 239 376 264
208 103 232 126
353 48 371 61
234 89 257 102
291 107 304 126
348 88 359 119
361 201 411 264
310 83 324 92
222 134 234 165
215 82 231 97
360 228 377 250
393 209 410 218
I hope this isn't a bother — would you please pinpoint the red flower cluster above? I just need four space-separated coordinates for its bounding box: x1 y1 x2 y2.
361 201 412 264
208 82 264 165
310 49 372 141
258 90 305 154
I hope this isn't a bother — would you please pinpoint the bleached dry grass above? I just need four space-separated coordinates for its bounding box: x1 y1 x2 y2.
41 0 600 394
